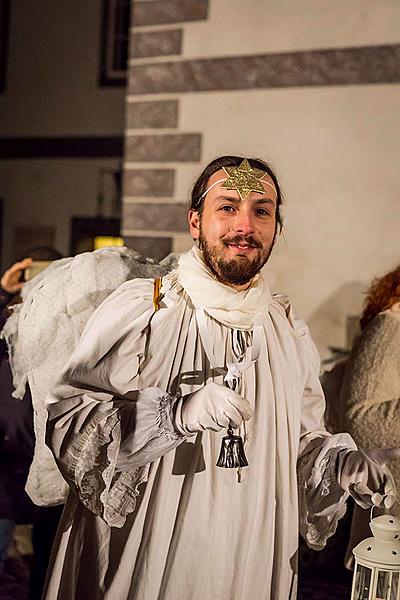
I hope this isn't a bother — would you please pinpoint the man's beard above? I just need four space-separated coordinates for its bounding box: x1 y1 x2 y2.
199 230 275 287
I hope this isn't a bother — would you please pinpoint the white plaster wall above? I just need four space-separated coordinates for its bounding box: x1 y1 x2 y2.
176 84 400 356
183 0 400 57
170 0 400 357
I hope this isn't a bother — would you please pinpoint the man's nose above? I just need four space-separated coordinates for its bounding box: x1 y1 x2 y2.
233 210 255 235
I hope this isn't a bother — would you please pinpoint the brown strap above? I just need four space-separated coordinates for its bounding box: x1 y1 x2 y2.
153 277 162 311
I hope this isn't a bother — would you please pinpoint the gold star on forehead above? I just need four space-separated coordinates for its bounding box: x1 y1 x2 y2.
222 159 267 200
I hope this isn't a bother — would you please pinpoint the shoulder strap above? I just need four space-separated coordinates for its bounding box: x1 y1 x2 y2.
153 277 162 311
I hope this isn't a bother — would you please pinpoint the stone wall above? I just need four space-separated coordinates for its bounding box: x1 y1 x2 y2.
122 0 400 355
122 0 208 260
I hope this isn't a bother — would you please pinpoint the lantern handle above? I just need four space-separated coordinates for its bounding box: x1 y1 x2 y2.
370 504 376 522
370 496 400 522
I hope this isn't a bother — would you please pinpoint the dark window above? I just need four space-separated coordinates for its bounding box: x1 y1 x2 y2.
99 0 131 87
0 0 10 93
70 217 121 256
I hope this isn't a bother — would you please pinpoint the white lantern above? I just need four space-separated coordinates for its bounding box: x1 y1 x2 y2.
351 514 400 600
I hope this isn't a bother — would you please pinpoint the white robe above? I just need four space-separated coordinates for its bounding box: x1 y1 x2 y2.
43 268 353 600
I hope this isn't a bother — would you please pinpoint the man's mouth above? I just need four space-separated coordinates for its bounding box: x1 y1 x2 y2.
228 243 255 249
223 237 261 251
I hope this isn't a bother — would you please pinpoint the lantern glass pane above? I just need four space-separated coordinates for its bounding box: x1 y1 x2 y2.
353 564 372 600
375 570 391 599
390 571 398 600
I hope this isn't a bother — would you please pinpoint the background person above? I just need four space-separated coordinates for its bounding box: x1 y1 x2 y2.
340 263 400 566
0 248 64 599
0 258 35 578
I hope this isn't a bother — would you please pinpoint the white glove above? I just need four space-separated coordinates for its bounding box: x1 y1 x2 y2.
337 447 400 509
174 381 253 436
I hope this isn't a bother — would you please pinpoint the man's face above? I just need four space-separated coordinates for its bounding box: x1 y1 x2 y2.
188 168 278 289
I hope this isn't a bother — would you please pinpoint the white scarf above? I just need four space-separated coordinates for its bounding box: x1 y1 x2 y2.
176 246 272 330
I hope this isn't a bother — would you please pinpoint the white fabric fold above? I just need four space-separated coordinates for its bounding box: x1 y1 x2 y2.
4 247 174 506
42 259 352 599
297 432 357 550
195 307 262 388
116 387 182 472
177 246 272 330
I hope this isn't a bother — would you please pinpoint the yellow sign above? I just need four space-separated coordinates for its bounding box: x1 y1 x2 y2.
94 236 124 250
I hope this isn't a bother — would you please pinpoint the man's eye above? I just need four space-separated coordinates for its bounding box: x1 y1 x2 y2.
219 205 235 212
256 208 270 216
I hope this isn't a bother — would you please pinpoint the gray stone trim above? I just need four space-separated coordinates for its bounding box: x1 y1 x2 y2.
128 44 400 94
124 203 187 232
125 133 201 162
123 169 175 197
123 235 172 261
132 0 208 27
130 29 182 59
126 100 178 129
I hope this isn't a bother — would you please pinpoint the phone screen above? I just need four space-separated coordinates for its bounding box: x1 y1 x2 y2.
24 260 53 281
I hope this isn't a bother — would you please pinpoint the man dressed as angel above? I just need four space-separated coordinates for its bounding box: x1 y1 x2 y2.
42 156 398 599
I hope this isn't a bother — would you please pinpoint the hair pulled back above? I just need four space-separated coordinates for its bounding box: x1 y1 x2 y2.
189 155 284 231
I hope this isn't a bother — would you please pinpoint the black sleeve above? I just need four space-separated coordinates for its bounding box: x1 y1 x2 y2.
0 287 15 356
0 287 14 308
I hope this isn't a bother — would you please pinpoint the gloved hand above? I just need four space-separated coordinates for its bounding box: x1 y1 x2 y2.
337 447 400 509
174 381 253 436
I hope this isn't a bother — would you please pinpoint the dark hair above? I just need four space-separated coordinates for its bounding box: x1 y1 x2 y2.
19 246 64 262
360 263 400 330
189 155 284 231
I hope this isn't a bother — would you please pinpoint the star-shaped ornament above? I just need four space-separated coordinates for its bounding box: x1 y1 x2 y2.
222 159 267 201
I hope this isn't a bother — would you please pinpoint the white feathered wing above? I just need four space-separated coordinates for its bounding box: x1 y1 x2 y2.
3 247 176 506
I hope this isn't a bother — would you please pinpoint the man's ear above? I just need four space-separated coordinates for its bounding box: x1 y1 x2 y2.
188 209 200 241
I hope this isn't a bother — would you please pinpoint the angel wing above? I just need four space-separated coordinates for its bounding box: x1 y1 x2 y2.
3 246 177 506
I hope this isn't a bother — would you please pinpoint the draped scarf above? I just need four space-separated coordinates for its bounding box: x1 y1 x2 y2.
176 246 272 330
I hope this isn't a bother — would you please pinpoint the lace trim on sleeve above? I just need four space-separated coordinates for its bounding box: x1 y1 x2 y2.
71 409 119 514
104 465 150 528
298 432 357 550
104 392 182 528
70 410 151 527
69 391 182 527
158 392 182 441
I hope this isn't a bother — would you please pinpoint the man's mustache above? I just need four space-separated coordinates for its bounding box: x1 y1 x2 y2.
221 235 262 248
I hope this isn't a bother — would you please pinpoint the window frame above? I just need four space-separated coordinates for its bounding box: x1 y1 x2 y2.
99 0 130 87
0 0 10 93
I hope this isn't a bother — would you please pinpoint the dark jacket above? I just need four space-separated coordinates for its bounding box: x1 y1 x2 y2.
0 288 35 523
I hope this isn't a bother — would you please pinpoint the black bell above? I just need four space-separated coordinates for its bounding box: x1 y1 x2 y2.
216 428 249 469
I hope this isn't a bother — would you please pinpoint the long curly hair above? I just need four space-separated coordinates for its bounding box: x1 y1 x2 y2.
360 263 400 330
